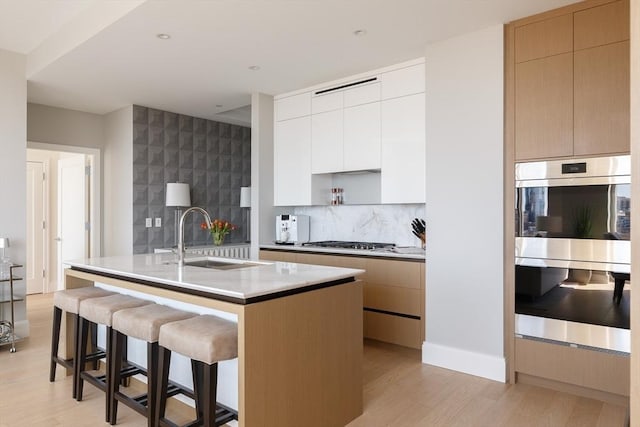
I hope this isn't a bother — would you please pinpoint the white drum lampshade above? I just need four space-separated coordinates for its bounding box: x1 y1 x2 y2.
240 187 251 208
166 183 191 207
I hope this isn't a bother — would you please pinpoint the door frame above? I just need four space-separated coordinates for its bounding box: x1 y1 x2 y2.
26 142 102 260
26 159 48 293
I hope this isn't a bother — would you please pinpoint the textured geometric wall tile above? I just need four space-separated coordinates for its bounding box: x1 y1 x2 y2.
149 205 164 218
206 189 220 206
179 169 193 183
164 112 178 129
164 129 178 149
206 137 219 153
220 155 232 172
133 205 149 227
206 154 219 170
219 172 231 188
179 131 193 150
133 123 148 145
133 105 148 124
148 126 164 146
242 141 251 157
219 123 230 138
194 134 206 152
133 165 149 185
148 229 164 249
133 185 149 205
193 153 207 170
133 225 148 247
193 170 206 188
164 148 179 168
179 115 193 132
206 172 219 188
231 142 242 156
164 167 179 183
231 125 242 140
192 187 206 206
179 150 193 169
149 146 164 166
148 109 164 127
219 138 231 155
148 184 164 206
231 158 242 173
242 127 251 141
207 121 219 137
194 117 206 134
148 166 164 186
219 189 231 205
132 144 148 165
230 172 242 190
242 160 251 174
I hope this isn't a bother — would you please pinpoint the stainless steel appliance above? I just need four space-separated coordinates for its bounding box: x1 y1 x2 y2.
303 241 395 251
515 155 630 273
275 214 310 244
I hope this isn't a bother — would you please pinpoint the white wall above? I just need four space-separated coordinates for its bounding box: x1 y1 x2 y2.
423 25 505 382
104 106 133 256
251 93 284 258
0 48 27 337
27 103 104 149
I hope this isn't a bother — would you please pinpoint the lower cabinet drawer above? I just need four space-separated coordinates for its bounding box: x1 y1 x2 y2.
363 284 421 317
363 310 422 349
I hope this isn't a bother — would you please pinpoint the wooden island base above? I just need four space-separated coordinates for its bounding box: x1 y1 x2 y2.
64 268 363 427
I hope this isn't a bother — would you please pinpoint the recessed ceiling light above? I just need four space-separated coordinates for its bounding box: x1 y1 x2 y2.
248 65 260 71
353 29 367 37
156 33 171 40
216 104 223 108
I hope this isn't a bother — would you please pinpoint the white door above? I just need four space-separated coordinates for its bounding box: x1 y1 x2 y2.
57 155 88 289
26 161 45 294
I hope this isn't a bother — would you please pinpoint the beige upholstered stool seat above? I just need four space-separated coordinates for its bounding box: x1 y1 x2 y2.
50 286 116 399
79 294 152 326
109 304 197 426
53 287 115 314
76 293 152 421
112 304 197 343
158 314 238 365
156 315 239 426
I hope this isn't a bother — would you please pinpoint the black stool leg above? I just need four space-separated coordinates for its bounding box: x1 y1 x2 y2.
191 359 204 423
91 322 99 370
202 362 218 427
146 342 159 427
155 347 172 426
614 277 625 305
109 329 124 425
76 317 90 402
49 306 62 382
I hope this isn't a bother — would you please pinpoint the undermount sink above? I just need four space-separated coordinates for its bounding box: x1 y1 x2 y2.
180 257 262 270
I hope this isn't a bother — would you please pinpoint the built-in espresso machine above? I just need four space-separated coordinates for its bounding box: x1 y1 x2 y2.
275 214 310 245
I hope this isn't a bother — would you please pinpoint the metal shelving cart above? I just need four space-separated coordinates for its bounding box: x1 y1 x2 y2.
0 264 23 353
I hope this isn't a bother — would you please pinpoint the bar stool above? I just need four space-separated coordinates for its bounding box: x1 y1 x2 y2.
50 287 115 398
156 315 238 427
76 294 153 421
109 304 197 426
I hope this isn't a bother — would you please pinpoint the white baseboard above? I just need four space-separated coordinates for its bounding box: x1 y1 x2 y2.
422 341 506 383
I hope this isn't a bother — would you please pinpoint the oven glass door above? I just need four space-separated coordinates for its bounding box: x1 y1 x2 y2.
516 183 630 240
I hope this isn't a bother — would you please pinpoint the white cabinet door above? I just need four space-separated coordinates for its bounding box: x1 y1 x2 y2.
381 93 425 203
343 83 380 107
274 116 312 206
381 63 425 100
312 91 343 114
275 93 311 121
344 102 381 171
312 109 343 173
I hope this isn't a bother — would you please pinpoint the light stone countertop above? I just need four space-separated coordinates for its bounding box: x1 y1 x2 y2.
65 253 364 303
260 244 426 261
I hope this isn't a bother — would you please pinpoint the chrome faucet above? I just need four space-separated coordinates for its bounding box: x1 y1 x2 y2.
178 207 212 267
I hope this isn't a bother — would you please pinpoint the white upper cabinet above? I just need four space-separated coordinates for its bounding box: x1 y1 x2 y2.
275 92 311 121
380 63 425 100
312 91 343 114
274 116 312 206
344 82 380 107
343 102 381 171
381 93 425 204
312 109 343 173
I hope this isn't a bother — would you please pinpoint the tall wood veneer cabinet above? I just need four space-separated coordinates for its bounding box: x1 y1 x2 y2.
512 0 630 161
259 249 425 349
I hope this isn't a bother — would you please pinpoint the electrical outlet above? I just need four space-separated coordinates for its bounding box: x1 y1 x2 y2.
145 218 152 228
155 217 162 227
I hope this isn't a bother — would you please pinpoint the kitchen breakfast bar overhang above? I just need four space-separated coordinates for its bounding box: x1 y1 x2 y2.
63 253 365 427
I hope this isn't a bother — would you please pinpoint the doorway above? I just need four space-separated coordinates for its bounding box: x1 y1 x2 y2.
26 143 101 293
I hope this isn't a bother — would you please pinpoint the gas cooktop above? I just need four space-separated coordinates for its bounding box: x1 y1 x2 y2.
302 241 395 250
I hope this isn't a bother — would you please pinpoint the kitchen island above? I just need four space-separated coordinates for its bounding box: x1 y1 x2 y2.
63 253 364 427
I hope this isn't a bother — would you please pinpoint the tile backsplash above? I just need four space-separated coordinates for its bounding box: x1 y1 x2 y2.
132 105 251 254
293 204 426 247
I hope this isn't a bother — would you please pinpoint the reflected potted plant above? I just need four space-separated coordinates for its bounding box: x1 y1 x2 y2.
569 206 593 284
201 219 237 246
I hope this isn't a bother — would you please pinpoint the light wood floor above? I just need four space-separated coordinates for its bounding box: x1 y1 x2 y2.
0 294 628 427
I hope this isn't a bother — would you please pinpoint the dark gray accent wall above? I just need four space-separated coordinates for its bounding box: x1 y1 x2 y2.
132 105 251 254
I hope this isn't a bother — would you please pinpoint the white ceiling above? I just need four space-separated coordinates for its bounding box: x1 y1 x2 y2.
1 0 576 126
